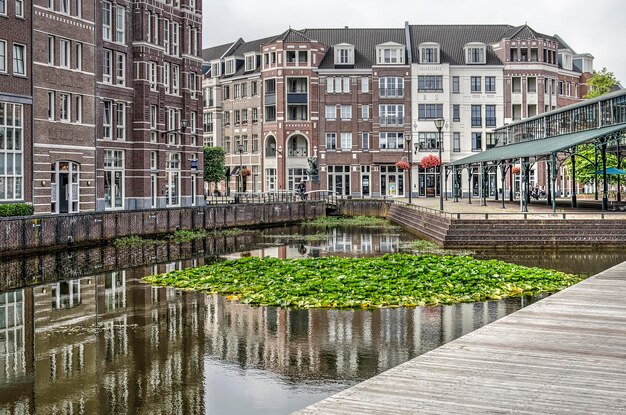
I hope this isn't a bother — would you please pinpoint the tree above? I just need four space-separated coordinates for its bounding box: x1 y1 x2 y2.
584 67 619 99
204 146 226 193
566 144 617 186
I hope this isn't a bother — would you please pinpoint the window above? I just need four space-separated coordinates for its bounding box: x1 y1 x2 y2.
47 36 55 65
418 104 443 120
252 135 259 153
172 64 179 94
163 19 169 54
420 47 439 63
340 105 352 120
150 105 157 142
453 104 460 122
252 108 258 123
485 76 496 92
75 95 82 123
241 109 247 124
379 77 403 97
453 132 460 152
362 133 369 150
471 105 482 127
361 105 369 120
325 105 335 120
379 105 404 125
189 73 197 98
116 103 125 139
528 77 537 93
60 94 70 121
335 46 354 65
149 61 157 90
466 46 485 64
377 47 403 64
327 77 351 93
75 43 82 70
251 81 258 96
234 84 240 99
102 1 111 41
361 77 369 93
163 62 170 92
245 54 256 71
471 132 482 151
417 76 443 92
512 77 521 93
0 103 24 201
325 133 337 150
12 44 25 75
103 101 112 139
485 105 496 127
340 133 352 150
486 133 497 149
0 0 5 14
241 82 247 98
470 76 481 93
150 151 157 170
47 91 55 119
75 0 81 17
379 132 404 150
234 110 240 125
115 5 125 43
171 22 179 55
103 150 124 209
418 132 438 150
223 111 230 126
15 0 23 18
452 76 460 93
116 53 125 86
60 0 69 14
0 41 5 73
103 49 112 83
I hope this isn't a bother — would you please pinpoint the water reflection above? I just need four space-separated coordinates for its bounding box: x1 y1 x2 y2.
1 225 625 414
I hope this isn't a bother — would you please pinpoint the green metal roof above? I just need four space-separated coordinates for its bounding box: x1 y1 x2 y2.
451 123 626 166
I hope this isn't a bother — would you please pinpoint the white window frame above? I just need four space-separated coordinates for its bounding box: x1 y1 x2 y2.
60 0 69 14
115 5 125 44
172 64 179 95
340 132 352 151
171 22 179 56
60 39 70 68
361 77 369 93
12 44 25 76
60 93 71 122
163 19 170 54
15 0 23 18
47 36 54 65
102 1 112 41
75 43 82 70
116 52 125 86
149 61 157 91
0 41 5 73
340 105 352 120
0 103 24 201
334 44 355 65
116 103 125 140
325 105 335 120
103 49 112 83
75 95 82 123
47 91 55 120
150 105 157 142
361 105 369 120
163 61 170 93
103 149 125 210
465 43 486 64
103 100 112 139
325 133 337 150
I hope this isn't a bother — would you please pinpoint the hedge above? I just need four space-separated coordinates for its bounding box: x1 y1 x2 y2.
0 203 34 217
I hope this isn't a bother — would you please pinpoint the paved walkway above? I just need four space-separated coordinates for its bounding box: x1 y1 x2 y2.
294 261 626 414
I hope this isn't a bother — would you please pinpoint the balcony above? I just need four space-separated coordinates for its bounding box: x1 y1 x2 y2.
287 93 308 104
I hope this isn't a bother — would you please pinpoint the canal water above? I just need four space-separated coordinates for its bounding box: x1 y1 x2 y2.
1 224 625 414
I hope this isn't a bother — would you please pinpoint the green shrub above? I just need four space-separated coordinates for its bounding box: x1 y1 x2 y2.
0 203 34 217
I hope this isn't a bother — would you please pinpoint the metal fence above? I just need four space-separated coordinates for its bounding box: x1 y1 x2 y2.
0 201 326 254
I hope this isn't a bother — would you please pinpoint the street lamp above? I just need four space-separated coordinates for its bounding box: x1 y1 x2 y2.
404 133 412 204
237 143 244 192
434 118 445 211
161 118 189 139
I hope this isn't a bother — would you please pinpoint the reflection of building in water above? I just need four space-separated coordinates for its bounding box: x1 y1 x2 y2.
325 229 400 255
204 293 519 382
0 258 206 414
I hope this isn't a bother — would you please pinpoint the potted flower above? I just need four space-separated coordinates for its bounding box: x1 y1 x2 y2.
511 166 520 175
420 154 441 170
394 160 411 170
241 167 252 177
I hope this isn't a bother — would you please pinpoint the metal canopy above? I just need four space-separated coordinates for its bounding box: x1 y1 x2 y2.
451 123 626 166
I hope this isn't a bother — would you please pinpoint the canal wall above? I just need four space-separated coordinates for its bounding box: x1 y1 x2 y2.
336 199 393 218
0 202 326 254
386 203 626 248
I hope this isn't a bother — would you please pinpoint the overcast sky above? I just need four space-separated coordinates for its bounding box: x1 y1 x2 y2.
203 0 625 84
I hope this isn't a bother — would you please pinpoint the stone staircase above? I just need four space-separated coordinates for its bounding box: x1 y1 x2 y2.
386 203 626 248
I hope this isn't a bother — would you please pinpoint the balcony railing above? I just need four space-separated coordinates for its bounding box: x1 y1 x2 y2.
287 148 308 157
287 93 308 104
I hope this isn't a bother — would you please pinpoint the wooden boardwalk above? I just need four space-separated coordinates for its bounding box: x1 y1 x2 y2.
295 262 626 414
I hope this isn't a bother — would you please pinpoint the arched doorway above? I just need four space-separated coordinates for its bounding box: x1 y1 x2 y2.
286 133 309 191
51 161 80 213
264 135 277 191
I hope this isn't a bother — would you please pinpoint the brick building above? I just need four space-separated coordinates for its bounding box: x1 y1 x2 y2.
203 23 595 198
0 0 32 205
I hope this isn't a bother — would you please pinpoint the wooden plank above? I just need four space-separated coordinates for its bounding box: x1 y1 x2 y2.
294 261 626 414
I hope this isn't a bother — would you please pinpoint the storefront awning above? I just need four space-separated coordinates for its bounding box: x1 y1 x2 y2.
451 123 626 166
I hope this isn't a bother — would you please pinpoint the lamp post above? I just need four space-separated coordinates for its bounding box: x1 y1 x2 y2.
237 143 244 192
161 118 189 139
404 133 412 204
434 118 445 211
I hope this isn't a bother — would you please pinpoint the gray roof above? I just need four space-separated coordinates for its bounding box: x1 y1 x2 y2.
409 24 512 65
219 36 276 79
202 41 238 62
269 28 316 43
301 28 407 69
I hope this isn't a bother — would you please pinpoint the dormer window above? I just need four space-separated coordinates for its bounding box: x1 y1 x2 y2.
210 60 221 77
334 43 355 65
244 53 257 72
419 43 440 63
376 42 405 65
465 42 486 64
559 49 573 71
224 58 235 75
